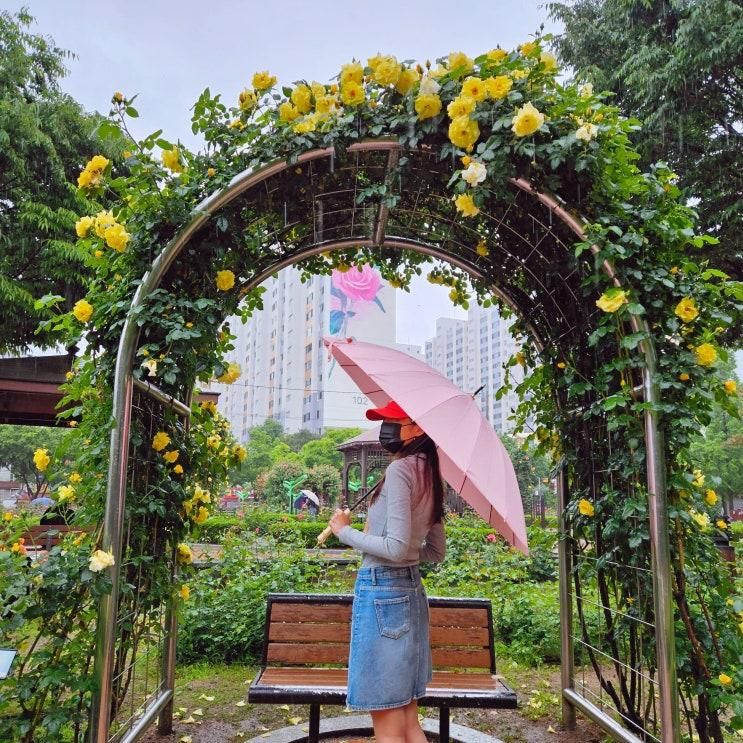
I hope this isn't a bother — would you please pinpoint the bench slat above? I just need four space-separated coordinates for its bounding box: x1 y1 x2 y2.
429 607 489 628
257 667 509 692
268 623 489 647
267 644 490 669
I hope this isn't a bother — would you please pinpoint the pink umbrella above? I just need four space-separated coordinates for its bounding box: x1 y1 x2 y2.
325 338 528 554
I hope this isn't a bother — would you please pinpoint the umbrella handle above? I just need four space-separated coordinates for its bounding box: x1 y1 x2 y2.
316 524 334 546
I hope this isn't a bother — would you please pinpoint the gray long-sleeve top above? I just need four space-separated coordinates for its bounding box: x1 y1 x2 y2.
338 453 446 567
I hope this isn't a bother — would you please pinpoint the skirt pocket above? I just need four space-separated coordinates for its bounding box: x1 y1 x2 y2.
374 595 411 639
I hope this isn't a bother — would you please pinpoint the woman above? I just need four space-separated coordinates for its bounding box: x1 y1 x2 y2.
330 400 446 743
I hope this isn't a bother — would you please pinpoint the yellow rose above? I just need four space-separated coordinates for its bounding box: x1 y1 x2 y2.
252 70 277 91
674 297 699 323
75 215 94 238
217 362 241 384
315 94 338 114
485 75 513 100
461 76 488 102
33 448 50 472
291 84 312 113
718 673 732 685
512 101 545 137
447 96 476 119
511 68 529 81
179 584 190 600
724 379 737 394
112 91 125 103
57 484 75 503
540 52 558 72
176 543 192 564
94 210 117 238
215 269 236 292
715 519 726 530
238 88 257 110
475 239 489 256
194 506 209 525
72 299 93 323
454 193 479 217
104 223 130 252
341 81 365 106
557 361 567 369
163 450 179 464
278 102 299 122
576 123 599 142
293 114 317 134
77 167 99 189
161 147 183 173
691 510 710 529
515 352 526 367
448 115 480 151
152 431 171 452
578 499 595 517
207 167 216 177
372 55 401 86
173 464 184 475
694 343 717 367
311 81 326 99
340 62 364 87
487 48 509 63
89 549 115 572
233 444 247 461
595 289 629 313
519 41 539 56
414 93 442 120
67 472 82 484
88 155 109 171
579 83 593 98
704 489 718 506
395 67 419 95
448 51 474 72
229 118 246 130
692 469 705 488
679 372 690 382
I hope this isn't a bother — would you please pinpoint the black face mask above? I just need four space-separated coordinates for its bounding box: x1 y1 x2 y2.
379 422 404 453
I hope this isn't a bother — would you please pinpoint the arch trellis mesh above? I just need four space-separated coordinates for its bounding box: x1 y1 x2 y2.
90 141 676 743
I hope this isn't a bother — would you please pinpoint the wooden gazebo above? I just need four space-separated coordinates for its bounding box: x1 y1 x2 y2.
336 426 390 507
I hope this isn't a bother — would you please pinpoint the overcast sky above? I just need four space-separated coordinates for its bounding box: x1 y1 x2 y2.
14 0 560 346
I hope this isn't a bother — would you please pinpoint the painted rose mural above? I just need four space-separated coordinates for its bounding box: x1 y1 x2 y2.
328 264 386 376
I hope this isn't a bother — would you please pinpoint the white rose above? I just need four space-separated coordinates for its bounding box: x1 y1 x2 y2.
419 75 440 96
89 549 115 573
579 83 593 98
142 358 158 377
575 123 598 142
461 161 487 187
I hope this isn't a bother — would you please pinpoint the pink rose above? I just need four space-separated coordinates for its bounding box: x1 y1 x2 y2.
486 533 497 542
332 264 382 302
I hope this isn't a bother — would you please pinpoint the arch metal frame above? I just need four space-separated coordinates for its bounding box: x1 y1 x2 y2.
89 141 678 743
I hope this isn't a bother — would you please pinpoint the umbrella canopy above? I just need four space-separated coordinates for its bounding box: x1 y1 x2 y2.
326 338 528 554
299 490 320 507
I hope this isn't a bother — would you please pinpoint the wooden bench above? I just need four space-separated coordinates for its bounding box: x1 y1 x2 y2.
248 593 516 743
21 524 89 550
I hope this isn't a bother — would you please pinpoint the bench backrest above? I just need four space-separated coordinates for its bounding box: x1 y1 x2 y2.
262 593 496 673
23 525 88 549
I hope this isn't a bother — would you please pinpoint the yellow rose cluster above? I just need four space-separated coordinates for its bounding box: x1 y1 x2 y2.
217 362 241 384
215 270 236 292
183 484 211 525
75 210 130 253
77 154 109 189
33 448 51 472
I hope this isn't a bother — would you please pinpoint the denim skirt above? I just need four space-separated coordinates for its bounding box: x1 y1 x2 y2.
346 564 432 711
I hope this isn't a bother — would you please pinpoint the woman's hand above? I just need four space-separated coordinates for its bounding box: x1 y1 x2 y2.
329 508 351 536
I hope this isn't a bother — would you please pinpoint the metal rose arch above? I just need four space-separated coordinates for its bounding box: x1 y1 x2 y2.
90 140 678 743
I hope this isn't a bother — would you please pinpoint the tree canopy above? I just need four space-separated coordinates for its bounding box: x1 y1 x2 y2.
548 0 743 278
0 9 115 352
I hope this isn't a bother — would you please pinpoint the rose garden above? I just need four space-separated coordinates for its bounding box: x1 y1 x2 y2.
0 7 741 743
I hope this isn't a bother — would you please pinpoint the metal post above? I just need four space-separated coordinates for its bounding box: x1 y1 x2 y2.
157 560 178 734
641 363 680 743
557 466 576 730
89 369 134 742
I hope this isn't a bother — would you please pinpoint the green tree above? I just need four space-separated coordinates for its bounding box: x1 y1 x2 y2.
283 428 319 452
0 9 121 351
299 427 361 469
0 424 67 497
234 419 286 484
259 460 304 510
548 0 742 275
305 464 342 506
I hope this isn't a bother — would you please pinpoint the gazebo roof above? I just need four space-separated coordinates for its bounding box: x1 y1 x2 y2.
336 425 382 451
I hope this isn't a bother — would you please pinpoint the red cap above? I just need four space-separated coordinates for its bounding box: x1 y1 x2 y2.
366 400 409 421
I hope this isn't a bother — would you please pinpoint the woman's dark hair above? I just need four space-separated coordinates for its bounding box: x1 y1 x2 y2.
370 433 445 523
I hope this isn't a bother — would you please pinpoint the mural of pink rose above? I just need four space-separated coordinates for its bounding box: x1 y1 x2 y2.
331 264 382 302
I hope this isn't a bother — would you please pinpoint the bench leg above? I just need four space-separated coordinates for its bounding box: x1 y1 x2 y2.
309 703 320 743
439 705 449 743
